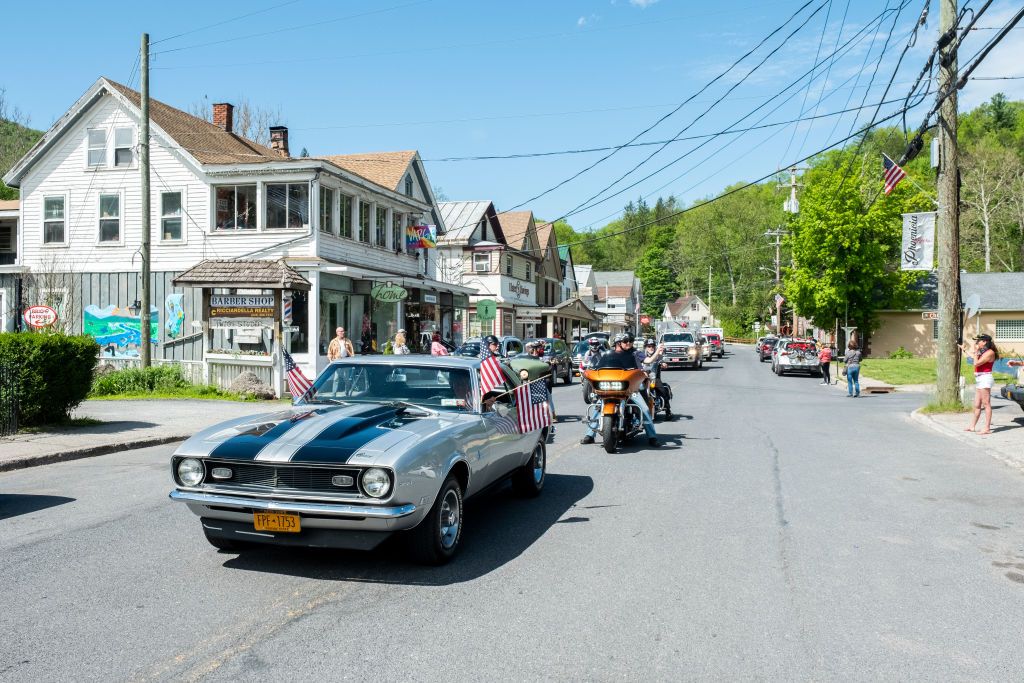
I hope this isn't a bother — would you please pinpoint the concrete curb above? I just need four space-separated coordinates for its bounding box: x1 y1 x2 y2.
0 435 188 473
908 408 1024 474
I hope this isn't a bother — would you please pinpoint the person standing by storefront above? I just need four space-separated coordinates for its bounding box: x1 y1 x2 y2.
393 330 410 355
430 332 449 356
327 327 354 361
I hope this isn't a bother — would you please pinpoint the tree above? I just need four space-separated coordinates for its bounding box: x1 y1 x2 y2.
0 88 43 200
189 97 284 147
961 137 1019 271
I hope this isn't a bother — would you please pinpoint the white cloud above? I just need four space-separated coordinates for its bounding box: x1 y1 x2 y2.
578 16 587 27
629 0 660 7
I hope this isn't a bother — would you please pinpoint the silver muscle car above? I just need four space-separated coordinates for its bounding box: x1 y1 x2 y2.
169 356 547 565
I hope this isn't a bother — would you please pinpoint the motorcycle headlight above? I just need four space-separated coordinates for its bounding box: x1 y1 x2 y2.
177 458 204 487
361 468 392 498
597 381 627 391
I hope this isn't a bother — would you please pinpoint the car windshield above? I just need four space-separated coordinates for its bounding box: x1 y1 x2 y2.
763 339 778 347
454 342 481 357
706 334 721 341
662 334 694 343
299 363 476 412
573 341 591 354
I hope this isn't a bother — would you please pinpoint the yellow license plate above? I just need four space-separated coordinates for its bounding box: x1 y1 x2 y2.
253 512 301 533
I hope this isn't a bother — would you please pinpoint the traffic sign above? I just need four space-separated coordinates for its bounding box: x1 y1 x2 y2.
640 314 651 325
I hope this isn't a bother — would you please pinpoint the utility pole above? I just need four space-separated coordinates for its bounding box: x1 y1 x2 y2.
140 33 152 368
783 166 802 336
707 265 712 326
936 0 960 404
765 228 784 333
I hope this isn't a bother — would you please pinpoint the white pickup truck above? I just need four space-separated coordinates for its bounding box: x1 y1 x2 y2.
659 332 703 369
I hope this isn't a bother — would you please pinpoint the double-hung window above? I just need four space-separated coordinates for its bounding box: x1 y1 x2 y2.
375 207 387 247
161 192 183 241
99 194 120 242
393 212 403 252
525 263 531 281
214 185 257 230
474 253 490 272
114 127 134 167
320 187 334 234
339 194 352 238
505 256 512 276
87 129 107 167
358 201 371 243
43 196 66 244
266 182 309 229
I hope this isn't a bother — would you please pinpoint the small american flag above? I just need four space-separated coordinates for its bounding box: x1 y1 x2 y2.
882 153 907 195
774 293 785 306
516 380 551 432
284 349 313 399
479 354 505 394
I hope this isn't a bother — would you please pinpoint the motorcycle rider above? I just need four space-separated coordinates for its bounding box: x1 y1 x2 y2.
480 334 502 359
641 338 672 419
580 333 659 447
580 337 605 403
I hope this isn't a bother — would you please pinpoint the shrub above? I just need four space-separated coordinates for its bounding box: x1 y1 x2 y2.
888 346 915 359
90 364 192 396
0 332 100 426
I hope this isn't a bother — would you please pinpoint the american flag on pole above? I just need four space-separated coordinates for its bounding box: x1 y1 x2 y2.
284 349 313 399
515 380 552 432
774 293 785 306
882 153 907 195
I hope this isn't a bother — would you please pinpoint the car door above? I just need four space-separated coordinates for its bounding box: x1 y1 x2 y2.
478 366 529 485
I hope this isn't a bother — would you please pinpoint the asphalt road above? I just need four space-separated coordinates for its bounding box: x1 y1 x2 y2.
3 347 1024 681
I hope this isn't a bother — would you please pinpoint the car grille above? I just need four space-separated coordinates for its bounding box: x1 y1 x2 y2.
201 460 360 492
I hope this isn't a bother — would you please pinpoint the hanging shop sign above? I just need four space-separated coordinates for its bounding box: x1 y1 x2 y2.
515 307 541 322
476 299 497 321
209 293 276 328
901 211 936 271
23 305 58 328
406 224 437 250
371 281 409 302
423 293 438 304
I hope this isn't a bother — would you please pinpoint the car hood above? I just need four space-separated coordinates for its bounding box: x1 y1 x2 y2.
173 403 469 465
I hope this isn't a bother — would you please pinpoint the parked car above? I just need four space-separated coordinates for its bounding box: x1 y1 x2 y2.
454 336 524 359
169 356 547 565
698 336 713 361
660 332 703 369
772 339 821 377
523 337 573 385
704 333 724 358
1001 382 1024 412
758 337 779 362
572 338 609 376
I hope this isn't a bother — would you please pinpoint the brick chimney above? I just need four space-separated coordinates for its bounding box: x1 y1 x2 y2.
269 126 290 158
212 103 233 133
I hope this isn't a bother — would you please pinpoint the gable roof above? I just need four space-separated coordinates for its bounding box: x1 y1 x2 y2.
317 151 417 192
595 285 635 301
172 259 310 290
665 295 702 316
438 200 496 244
574 265 593 286
593 271 636 288
913 272 1024 311
498 211 535 252
104 80 285 165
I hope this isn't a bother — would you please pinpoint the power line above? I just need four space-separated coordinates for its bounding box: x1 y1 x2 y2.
779 0 835 166
794 0 851 161
151 0 302 45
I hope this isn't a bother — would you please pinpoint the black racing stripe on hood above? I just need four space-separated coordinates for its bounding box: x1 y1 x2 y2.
288 405 403 464
209 408 337 461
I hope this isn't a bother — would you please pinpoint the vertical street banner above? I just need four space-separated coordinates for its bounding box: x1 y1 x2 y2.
901 211 936 271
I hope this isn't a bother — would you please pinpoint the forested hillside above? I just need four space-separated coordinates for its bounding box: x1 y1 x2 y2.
0 89 44 199
556 94 1024 337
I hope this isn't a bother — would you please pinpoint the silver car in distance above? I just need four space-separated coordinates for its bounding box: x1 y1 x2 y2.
169 356 548 565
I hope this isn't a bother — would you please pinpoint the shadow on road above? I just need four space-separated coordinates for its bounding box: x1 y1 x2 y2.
219 473 594 584
0 494 76 521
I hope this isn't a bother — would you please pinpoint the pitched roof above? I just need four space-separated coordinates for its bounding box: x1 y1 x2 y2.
0 200 18 212
574 265 593 285
592 271 636 287
172 259 311 290
666 295 700 316
595 285 635 301
105 79 284 165
535 221 555 248
497 211 535 251
317 151 416 192
438 200 494 244
916 272 1024 311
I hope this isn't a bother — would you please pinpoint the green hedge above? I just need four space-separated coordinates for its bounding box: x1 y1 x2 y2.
91 365 192 395
0 333 99 425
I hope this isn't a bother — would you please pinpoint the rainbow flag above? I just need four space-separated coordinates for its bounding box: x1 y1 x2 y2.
406 224 437 249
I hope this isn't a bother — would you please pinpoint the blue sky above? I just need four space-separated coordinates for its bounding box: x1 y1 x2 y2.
3 0 1022 230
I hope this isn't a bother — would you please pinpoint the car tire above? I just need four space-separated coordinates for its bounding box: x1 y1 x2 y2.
563 365 572 385
601 415 617 454
203 526 253 552
759 356 765 363
407 475 464 566
512 441 546 497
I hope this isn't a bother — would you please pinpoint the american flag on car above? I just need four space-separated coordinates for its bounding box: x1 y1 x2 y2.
515 380 552 432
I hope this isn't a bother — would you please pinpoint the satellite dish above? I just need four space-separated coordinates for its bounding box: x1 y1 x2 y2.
964 293 981 319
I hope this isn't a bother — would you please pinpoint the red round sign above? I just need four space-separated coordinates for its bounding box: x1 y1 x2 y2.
23 305 58 328
640 314 651 325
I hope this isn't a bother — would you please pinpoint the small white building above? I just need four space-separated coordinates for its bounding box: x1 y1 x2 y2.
662 295 712 329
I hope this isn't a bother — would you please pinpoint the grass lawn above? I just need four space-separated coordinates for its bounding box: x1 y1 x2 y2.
855 358 1014 386
87 387 275 401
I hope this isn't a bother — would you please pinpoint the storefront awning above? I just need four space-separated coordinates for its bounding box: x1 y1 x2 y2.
320 264 476 296
539 297 603 323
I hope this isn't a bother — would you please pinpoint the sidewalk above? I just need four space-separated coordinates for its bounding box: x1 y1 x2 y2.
910 399 1024 473
0 400 274 472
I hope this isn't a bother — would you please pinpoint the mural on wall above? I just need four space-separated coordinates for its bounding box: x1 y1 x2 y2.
165 293 185 339
84 304 160 358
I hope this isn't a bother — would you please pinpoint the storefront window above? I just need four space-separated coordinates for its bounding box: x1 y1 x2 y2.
289 290 310 354
319 289 351 355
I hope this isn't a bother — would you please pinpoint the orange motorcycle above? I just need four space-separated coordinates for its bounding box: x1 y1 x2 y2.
582 367 650 453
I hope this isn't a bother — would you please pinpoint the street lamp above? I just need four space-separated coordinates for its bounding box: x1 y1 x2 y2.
127 299 142 317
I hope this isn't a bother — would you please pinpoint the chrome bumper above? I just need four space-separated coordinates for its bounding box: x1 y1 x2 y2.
168 489 417 519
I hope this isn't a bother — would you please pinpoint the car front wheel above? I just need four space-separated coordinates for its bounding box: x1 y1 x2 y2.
407 475 464 565
563 364 572 384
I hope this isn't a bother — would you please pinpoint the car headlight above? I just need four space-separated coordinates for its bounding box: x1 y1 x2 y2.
177 458 204 487
597 381 627 391
361 468 392 498
688 348 697 356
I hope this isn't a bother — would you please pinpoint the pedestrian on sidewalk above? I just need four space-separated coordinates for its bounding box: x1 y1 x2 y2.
818 343 833 385
960 334 999 435
844 341 862 397
327 327 354 361
430 332 449 356
393 330 410 355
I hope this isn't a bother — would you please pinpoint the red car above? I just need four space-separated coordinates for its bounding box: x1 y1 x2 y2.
704 333 724 359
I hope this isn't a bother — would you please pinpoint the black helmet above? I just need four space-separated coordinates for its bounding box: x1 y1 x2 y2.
483 335 500 346
612 333 630 346
644 337 656 348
